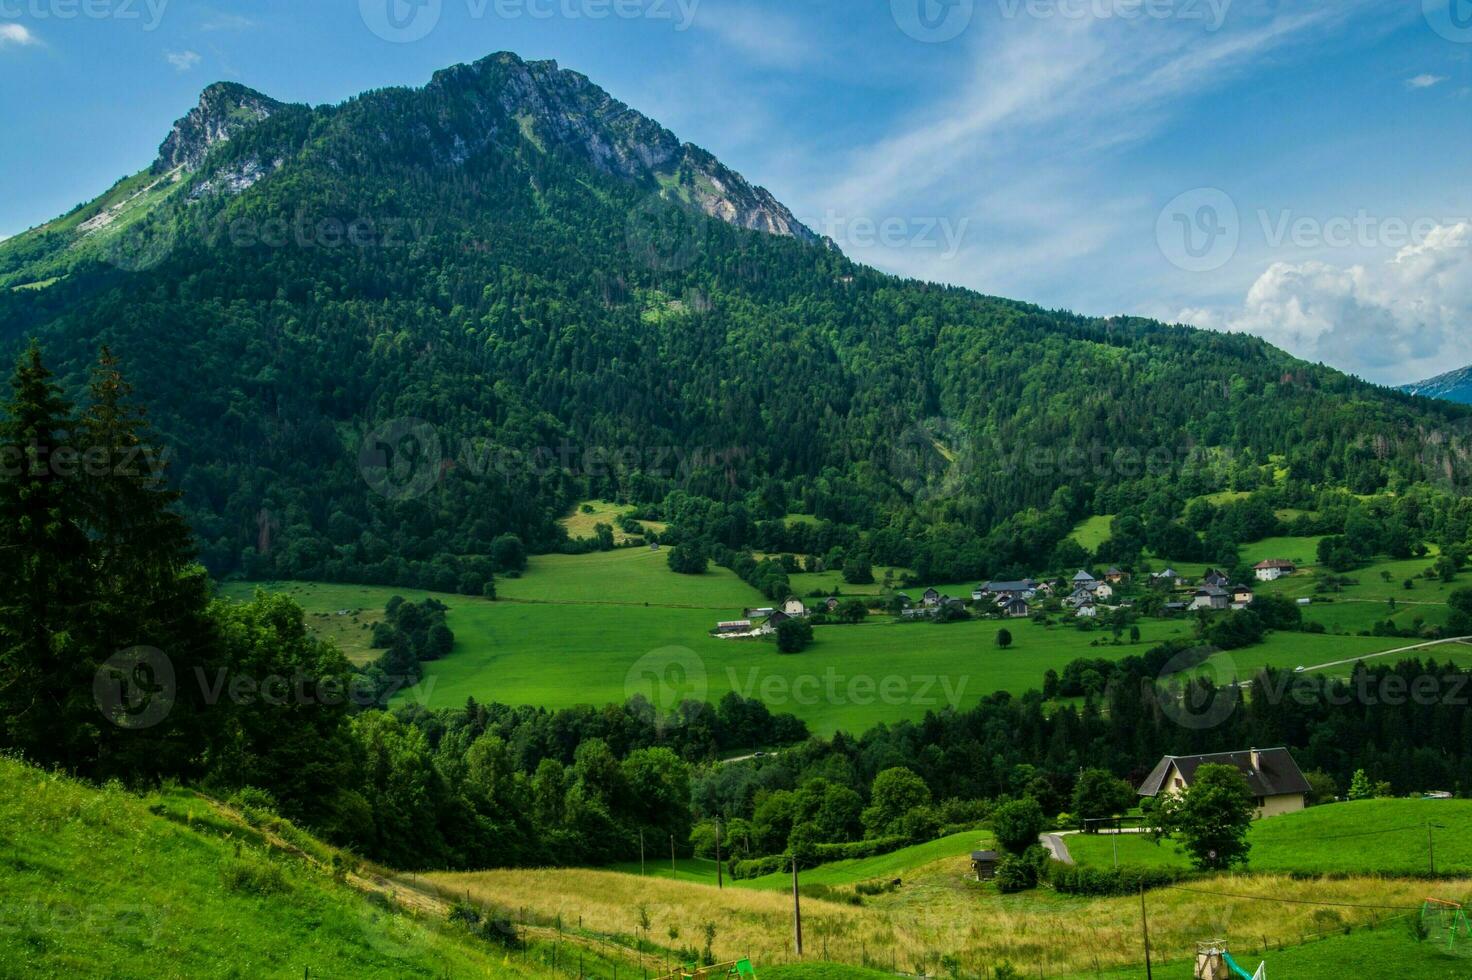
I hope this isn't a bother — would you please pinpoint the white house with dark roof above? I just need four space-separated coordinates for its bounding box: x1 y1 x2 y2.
1072 569 1099 589
1254 559 1297 582
1138 748 1310 819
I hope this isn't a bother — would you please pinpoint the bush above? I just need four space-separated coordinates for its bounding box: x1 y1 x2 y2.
1046 862 1192 897
994 846 1048 893
221 854 292 896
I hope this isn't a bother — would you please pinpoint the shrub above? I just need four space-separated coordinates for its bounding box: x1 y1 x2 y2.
1046 863 1191 897
221 854 291 896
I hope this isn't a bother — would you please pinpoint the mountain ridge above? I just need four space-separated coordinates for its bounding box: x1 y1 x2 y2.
1 50 1469 589
1402 365 1472 406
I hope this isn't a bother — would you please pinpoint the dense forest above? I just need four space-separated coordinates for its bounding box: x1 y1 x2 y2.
3 53 1471 592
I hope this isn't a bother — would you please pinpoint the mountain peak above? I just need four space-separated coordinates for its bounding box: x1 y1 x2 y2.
154 81 282 174
427 51 820 244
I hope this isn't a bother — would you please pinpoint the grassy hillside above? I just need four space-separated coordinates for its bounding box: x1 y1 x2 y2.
1069 799 1472 877
0 756 597 978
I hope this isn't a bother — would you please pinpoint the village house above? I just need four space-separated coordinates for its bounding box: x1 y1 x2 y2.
1254 559 1297 582
714 619 754 636
824 597 841 613
1000 596 1030 618
1075 600 1098 619
1072 569 1099 590
763 610 791 632
1066 587 1096 608
1189 586 1230 612
1093 581 1115 601
1202 568 1231 588
922 588 942 607
781 597 808 617
1137 747 1311 819
1231 585 1255 610
1105 566 1129 584
744 606 776 620
1151 568 1180 585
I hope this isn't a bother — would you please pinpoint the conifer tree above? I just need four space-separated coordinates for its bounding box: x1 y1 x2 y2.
0 342 92 767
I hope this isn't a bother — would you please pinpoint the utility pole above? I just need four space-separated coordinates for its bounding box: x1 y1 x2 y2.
1112 831 1118 869
716 817 723 890
1428 822 1438 876
640 830 646 877
671 834 676 876
1139 885 1153 980
792 856 804 956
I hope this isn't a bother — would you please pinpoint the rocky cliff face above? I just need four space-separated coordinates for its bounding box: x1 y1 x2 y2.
154 82 283 173
429 53 821 244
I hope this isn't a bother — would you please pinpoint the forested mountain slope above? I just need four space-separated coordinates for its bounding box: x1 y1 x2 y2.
2 51 1468 587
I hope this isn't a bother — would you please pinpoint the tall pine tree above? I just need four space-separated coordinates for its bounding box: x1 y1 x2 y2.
0 343 93 768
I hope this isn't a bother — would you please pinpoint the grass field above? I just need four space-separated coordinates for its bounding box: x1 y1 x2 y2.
433 856 1470 977
607 830 993 891
0 756 576 978
1068 799 1472 877
558 499 668 545
1067 514 1115 552
224 546 1453 735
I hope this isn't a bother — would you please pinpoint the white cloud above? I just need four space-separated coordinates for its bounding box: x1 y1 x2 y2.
806 4 1364 306
1407 73 1447 89
1179 223 1472 383
0 23 40 47
200 12 255 31
166 50 202 72
694 5 813 70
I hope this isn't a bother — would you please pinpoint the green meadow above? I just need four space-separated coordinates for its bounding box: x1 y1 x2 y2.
223 543 1452 735
1067 799 1472 877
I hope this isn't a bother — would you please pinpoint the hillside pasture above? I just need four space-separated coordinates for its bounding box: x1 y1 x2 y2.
1067 798 1472 877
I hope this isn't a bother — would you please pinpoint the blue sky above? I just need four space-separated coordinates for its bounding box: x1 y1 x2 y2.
2 0 1470 383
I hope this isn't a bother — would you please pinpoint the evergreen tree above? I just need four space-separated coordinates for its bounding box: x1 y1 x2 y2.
0 343 93 769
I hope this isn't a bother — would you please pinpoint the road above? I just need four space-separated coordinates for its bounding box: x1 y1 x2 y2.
1040 833 1073 865
1297 635 1472 675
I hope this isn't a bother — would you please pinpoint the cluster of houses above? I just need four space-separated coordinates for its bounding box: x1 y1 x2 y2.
713 559 1300 636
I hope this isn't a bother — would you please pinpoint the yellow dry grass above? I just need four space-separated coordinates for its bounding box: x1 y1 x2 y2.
559 499 668 544
428 855 1472 977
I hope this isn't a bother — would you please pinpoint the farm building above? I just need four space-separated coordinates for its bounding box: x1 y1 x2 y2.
1254 559 1296 582
781 597 808 617
1000 596 1030 618
1189 586 1230 611
922 588 942 607
970 850 999 881
714 620 754 635
1137 747 1311 819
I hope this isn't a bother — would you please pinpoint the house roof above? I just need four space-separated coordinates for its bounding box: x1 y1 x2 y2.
1137 748 1311 799
1195 586 1229 597
1073 570 1098 581
1255 559 1296 569
986 580 1035 593
971 850 999 862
